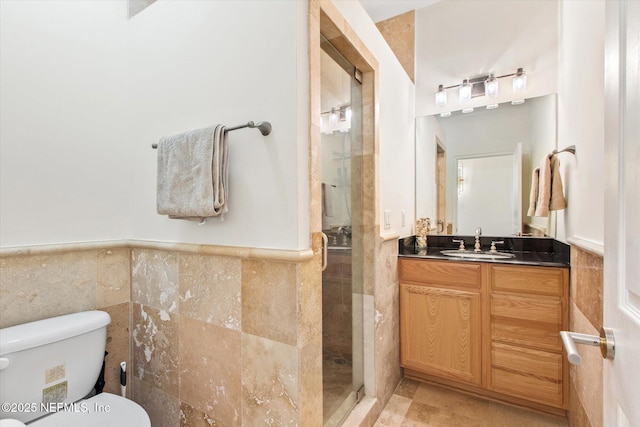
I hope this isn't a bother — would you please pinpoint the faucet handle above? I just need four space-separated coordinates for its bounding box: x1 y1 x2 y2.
490 240 505 252
452 239 466 251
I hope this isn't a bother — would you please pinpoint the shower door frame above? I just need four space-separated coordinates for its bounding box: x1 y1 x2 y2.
310 1 380 425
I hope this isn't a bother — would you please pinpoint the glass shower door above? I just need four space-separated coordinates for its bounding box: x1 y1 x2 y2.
320 36 364 427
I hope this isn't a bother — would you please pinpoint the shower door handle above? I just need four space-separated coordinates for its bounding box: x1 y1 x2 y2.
321 232 328 271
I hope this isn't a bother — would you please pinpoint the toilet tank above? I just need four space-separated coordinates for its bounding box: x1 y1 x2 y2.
0 311 111 423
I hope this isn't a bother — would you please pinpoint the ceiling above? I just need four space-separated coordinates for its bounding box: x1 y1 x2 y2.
357 0 559 116
358 0 440 22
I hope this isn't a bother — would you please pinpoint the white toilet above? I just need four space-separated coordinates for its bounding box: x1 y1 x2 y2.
0 311 150 426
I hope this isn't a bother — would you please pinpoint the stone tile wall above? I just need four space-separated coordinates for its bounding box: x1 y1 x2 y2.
568 242 603 427
130 248 320 426
375 11 415 83
0 244 322 426
0 248 131 397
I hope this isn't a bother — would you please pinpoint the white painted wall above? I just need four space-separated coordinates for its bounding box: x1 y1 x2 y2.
0 0 308 251
556 0 605 245
415 0 559 117
528 94 558 236
0 0 130 247
330 1 416 238
127 0 308 250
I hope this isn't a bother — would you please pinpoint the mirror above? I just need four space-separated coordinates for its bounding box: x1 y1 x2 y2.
415 94 557 237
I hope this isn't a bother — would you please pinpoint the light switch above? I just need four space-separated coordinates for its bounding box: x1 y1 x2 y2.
384 210 391 229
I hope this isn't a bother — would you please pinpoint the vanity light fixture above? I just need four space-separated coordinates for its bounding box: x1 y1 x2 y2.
512 67 527 92
484 73 499 98
344 106 352 122
329 108 338 126
435 84 447 107
459 79 472 103
434 67 528 112
321 105 352 134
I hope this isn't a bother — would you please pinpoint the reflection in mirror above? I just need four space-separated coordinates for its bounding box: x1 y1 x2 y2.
456 146 521 236
416 94 557 237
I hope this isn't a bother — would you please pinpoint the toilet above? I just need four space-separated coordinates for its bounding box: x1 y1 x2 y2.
0 311 150 426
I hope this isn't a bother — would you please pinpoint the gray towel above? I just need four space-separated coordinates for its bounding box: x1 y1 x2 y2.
156 125 228 221
322 183 334 217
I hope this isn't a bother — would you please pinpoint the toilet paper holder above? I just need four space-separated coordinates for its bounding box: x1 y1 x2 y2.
560 327 615 365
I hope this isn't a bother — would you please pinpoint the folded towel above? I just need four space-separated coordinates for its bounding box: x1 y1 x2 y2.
156 125 229 221
529 153 567 217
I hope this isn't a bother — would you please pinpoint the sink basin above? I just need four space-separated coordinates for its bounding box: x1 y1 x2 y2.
440 250 515 260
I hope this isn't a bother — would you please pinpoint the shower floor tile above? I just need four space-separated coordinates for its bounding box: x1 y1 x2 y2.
323 352 354 423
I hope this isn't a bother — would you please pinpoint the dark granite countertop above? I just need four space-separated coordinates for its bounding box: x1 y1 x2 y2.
399 236 570 268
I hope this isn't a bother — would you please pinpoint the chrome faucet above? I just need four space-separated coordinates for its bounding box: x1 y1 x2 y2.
474 227 482 253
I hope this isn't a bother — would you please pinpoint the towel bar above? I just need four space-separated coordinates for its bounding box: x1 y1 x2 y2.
151 121 271 149
552 145 576 155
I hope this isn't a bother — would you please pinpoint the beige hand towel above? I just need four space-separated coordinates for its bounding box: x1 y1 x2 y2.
535 155 552 217
531 153 568 217
549 154 567 211
156 125 229 220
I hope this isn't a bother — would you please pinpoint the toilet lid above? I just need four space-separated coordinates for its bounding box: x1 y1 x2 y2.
30 393 150 427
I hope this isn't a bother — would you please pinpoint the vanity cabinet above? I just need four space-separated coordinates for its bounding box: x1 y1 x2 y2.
399 258 569 413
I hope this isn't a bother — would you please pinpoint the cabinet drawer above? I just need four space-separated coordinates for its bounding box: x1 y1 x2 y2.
399 259 481 288
490 342 565 409
490 265 566 296
491 294 564 351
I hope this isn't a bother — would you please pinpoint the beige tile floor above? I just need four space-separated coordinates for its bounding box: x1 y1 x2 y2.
374 378 569 427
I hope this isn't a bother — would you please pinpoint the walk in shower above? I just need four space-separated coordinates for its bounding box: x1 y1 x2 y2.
320 36 365 426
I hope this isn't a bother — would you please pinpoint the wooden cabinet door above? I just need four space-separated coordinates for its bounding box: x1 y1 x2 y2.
400 283 482 386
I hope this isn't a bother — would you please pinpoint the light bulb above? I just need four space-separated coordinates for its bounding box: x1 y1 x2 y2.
512 68 527 92
435 84 447 107
440 111 451 118
486 104 499 110
459 79 472 103
462 108 474 114
485 74 499 98
329 108 338 126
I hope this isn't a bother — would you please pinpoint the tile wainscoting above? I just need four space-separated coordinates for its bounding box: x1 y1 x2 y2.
0 241 321 426
567 237 604 427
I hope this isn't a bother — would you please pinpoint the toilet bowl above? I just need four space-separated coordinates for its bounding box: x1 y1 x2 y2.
0 419 26 427
0 311 150 426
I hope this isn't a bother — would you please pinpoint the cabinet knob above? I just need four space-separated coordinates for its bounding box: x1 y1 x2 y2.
560 327 615 365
